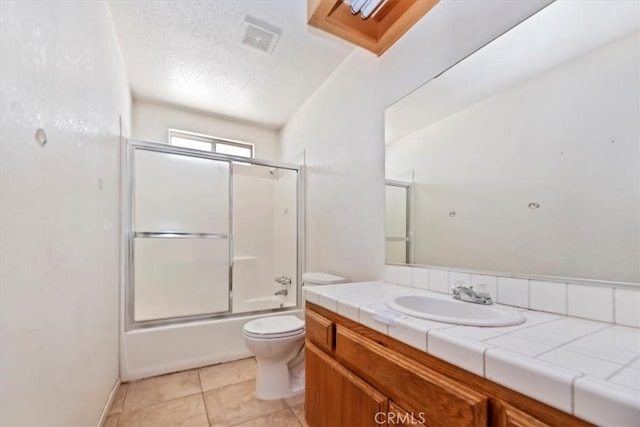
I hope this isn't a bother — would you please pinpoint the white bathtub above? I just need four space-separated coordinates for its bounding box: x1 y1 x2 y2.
120 308 303 381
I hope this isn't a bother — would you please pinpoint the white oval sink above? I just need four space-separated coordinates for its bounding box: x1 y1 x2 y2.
386 295 525 327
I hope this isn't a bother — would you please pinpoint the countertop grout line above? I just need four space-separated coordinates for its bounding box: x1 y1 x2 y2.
605 363 630 382
532 324 613 360
570 373 585 415
559 341 637 367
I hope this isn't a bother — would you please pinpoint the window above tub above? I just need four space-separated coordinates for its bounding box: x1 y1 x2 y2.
168 129 254 160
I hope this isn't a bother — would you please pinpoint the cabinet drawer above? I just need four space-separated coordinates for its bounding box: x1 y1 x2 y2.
305 310 334 352
336 325 487 427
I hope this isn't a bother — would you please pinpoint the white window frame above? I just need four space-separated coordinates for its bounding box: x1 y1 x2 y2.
168 129 255 159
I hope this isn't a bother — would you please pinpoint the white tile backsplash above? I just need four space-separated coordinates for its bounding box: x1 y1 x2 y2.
397 266 413 286
497 277 529 308
412 268 429 290
568 285 614 323
384 265 398 284
385 264 640 328
429 269 449 293
615 288 640 328
529 280 567 314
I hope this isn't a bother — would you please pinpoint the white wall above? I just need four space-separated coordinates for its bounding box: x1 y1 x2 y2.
386 32 640 283
0 1 131 425
278 0 552 282
132 100 279 160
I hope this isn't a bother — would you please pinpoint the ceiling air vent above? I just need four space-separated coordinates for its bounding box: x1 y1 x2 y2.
241 16 281 55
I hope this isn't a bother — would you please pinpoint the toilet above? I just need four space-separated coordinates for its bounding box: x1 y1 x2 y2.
243 272 346 400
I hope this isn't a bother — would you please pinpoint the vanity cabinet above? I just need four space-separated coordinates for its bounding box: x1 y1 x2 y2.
305 302 592 427
307 342 388 427
494 402 549 427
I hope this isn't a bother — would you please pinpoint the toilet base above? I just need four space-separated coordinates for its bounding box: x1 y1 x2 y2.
255 358 304 400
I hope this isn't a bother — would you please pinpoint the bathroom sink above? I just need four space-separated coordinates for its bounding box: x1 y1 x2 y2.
386 295 525 327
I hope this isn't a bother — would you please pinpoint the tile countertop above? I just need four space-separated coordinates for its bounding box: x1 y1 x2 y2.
303 281 640 427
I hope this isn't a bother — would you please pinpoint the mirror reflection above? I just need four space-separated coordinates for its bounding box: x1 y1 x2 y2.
384 1 639 283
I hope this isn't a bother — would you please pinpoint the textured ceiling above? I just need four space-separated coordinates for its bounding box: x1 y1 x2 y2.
108 1 354 129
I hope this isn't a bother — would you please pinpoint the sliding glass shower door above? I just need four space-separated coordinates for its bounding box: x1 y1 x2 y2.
131 148 231 322
124 139 303 330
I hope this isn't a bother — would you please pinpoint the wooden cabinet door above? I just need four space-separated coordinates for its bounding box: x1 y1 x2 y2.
388 401 427 426
494 401 550 427
335 326 487 427
306 340 388 427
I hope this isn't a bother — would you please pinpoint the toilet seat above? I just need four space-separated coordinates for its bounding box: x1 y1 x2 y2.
243 315 305 339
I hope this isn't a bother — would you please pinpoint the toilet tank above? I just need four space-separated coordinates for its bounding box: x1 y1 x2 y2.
302 272 346 286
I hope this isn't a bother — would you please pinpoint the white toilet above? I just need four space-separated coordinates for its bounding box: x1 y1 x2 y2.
243 272 346 400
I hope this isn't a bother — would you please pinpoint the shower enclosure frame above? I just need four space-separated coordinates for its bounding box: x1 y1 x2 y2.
122 138 305 331
385 179 412 264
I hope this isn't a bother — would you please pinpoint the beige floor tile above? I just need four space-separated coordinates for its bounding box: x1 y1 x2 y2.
123 370 201 411
285 392 304 407
203 379 286 426
232 408 302 426
199 357 256 391
104 415 119 427
291 403 308 427
108 382 128 415
118 394 208 427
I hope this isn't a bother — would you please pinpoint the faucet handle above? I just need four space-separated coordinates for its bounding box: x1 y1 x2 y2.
476 284 490 298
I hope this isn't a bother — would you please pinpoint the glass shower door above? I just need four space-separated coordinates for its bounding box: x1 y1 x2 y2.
131 148 231 322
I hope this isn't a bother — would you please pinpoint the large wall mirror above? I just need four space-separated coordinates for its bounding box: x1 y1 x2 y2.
384 1 639 284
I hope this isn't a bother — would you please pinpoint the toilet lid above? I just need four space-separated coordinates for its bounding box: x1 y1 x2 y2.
243 315 304 336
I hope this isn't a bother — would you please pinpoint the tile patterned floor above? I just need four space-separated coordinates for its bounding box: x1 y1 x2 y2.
106 358 307 427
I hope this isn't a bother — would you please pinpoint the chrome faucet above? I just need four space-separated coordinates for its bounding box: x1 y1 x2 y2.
451 283 493 305
275 276 292 286
274 276 291 297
